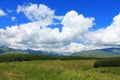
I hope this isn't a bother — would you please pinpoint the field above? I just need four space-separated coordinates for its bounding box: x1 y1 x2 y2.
0 60 120 80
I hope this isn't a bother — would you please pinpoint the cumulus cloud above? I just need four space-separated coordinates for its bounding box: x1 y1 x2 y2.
0 3 94 53
0 9 7 16
17 3 54 21
17 3 63 27
59 42 85 53
61 11 94 41
85 13 120 49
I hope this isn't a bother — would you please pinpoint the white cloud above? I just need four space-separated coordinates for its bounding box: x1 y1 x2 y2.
0 3 94 54
11 16 16 21
0 9 6 16
85 13 120 49
59 42 85 53
17 3 54 21
17 3 63 27
61 11 94 41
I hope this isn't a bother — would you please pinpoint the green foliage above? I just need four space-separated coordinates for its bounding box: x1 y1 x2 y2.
94 57 120 68
57 56 101 60
0 54 57 62
0 54 102 62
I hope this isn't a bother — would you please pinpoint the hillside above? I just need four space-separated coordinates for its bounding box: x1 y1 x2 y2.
0 46 27 54
72 48 120 57
0 46 63 56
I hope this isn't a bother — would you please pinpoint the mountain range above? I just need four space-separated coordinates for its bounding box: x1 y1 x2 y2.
0 46 120 57
0 46 63 56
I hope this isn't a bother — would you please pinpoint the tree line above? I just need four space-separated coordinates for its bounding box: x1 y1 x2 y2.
0 53 101 62
94 57 120 67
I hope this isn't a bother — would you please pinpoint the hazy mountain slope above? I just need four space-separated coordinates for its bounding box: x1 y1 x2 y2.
0 47 63 56
0 46 28 54
72 48 120 57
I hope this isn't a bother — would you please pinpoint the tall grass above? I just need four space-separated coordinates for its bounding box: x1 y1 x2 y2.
0 60 119 80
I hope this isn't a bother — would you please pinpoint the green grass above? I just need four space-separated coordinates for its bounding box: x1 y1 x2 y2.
0 60 119 80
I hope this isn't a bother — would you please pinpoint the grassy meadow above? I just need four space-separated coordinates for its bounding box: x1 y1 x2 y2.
0 60 119 80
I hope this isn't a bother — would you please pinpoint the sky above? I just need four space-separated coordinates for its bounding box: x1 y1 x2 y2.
0 0 120 54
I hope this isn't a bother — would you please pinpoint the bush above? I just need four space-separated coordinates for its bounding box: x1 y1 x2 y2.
0 53 101 62
0 54 57 62
94 57 120 68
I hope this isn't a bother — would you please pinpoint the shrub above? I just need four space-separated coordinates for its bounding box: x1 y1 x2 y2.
94 57 120 68
0 54 57 62
0 53 101 62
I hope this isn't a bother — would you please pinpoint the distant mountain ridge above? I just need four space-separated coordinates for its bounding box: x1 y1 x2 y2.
1 47 120 57
0 46 63 56
71 48 120 57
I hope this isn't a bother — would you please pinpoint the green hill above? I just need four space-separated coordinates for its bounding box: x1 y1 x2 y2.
0 46 63 56
0 46 27 54
72 48 120 57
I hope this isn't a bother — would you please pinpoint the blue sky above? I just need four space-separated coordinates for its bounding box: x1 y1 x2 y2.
0 0 120 29
0 0 120 53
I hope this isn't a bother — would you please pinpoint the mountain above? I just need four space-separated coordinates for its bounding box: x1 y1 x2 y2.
1 47 120 57
0 46 63 56
0 46 28 54
71 48 120 57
